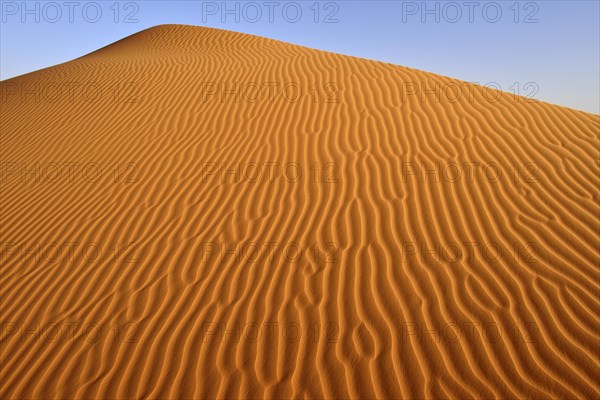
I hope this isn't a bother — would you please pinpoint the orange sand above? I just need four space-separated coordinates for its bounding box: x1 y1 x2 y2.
1 25 599 399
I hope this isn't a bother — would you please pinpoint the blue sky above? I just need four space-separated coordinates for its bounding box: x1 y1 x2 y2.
1 0 599 113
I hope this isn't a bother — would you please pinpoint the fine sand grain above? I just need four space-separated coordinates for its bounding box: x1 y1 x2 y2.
1 25 599 399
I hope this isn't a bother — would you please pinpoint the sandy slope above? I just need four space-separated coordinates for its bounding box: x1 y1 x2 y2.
1 25 599 399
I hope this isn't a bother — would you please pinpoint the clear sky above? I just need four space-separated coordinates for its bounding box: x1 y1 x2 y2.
1 0 599 113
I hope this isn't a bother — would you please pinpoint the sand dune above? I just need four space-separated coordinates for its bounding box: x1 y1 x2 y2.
1 25 599 399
